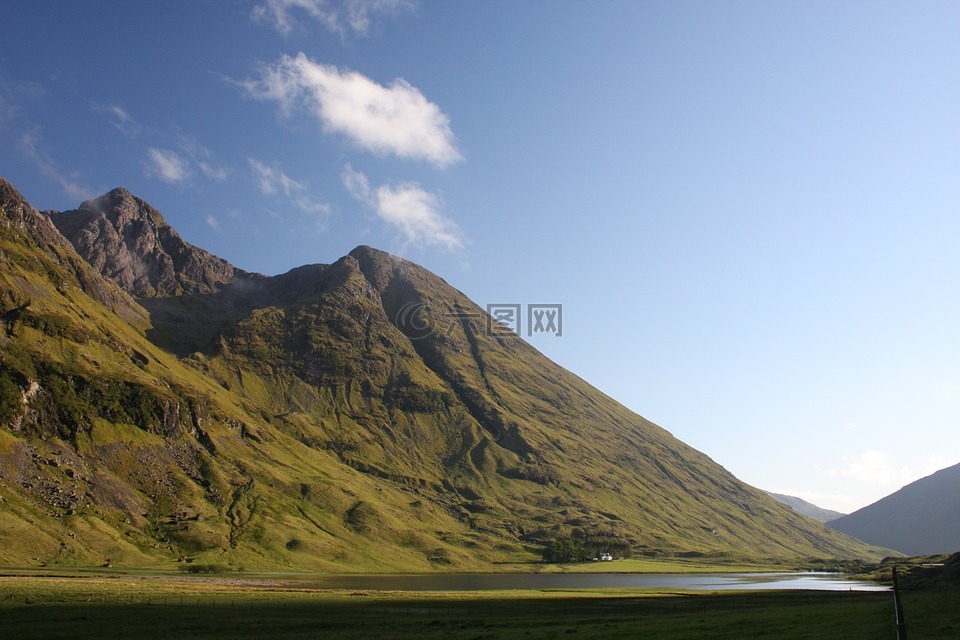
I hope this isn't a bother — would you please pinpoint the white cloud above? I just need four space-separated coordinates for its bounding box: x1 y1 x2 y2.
252 0 339 35
344 0 411 34
921 453 960 477
145 148 190 183
205 215 221 231
342 165 462 250
241 53 462 168
941 383 956 403
20 128 96 201
376 183 461 249
144 144 228 184
829 449 911 487
252 0 414 37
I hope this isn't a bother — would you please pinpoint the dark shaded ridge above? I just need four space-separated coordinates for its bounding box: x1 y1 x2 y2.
455 301 502 403
349 246 534 459
140 263 333 356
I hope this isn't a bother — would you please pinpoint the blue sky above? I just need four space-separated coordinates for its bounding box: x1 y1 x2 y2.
2 0 959 513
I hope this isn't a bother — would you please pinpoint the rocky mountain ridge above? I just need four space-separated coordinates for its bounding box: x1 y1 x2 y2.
51 188 256 298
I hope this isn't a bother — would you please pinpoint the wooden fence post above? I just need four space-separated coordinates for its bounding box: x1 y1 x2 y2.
892 566 907 640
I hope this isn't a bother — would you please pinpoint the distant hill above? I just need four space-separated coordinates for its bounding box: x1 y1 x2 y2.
767 492 845 523
828 463 960 555
0 176 886 569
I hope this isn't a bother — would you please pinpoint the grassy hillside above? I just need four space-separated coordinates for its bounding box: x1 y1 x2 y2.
0 178 889 569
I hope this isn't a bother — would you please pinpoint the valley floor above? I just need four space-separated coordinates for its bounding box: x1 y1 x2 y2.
1 573 957 639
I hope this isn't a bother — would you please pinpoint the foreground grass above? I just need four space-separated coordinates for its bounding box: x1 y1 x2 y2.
1 574 958 639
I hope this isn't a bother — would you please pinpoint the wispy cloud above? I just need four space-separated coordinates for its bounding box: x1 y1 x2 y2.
249 157 331 222
95 103 141 138
95 106 229 181
0 90 13 131
342 164 462 250
240 53 462 168
1 75 93 201
20 128 97 201
341 162 372 201
0 72 43 132
143 135 230 185
175 132 230 181
199 162 230 181
252 0 414 38
205 215 221 231
249 157 305 196
145 147 190 183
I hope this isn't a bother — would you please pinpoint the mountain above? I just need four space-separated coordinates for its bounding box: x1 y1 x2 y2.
0 178 887 569
828 463 960 556
767 493 845 523
51 188 252 298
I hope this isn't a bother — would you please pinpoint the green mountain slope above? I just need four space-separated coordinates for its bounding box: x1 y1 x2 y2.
0 178 886 569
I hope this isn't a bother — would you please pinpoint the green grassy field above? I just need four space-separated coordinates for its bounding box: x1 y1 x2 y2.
2 573 957 639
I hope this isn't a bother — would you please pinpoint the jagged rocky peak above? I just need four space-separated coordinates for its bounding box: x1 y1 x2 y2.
0 178 69 248
51 187 256 298
0 176 31 213
81 187 150 222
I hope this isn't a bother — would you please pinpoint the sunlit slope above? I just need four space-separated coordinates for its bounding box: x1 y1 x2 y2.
0 177 886 568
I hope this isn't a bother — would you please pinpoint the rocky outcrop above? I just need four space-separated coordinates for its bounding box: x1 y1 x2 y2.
0 178 68 247
0 178 132 310
51 188 260 298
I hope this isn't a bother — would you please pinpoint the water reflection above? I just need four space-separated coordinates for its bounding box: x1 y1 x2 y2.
314 571 888 592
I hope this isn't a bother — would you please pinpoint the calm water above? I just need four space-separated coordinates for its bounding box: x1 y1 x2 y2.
313 571 888 592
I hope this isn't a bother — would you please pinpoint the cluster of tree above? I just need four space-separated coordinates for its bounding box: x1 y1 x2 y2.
0 343 202 439
177 563 233 574
541 534 633 563
888 553 960 589
0 366 21 426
